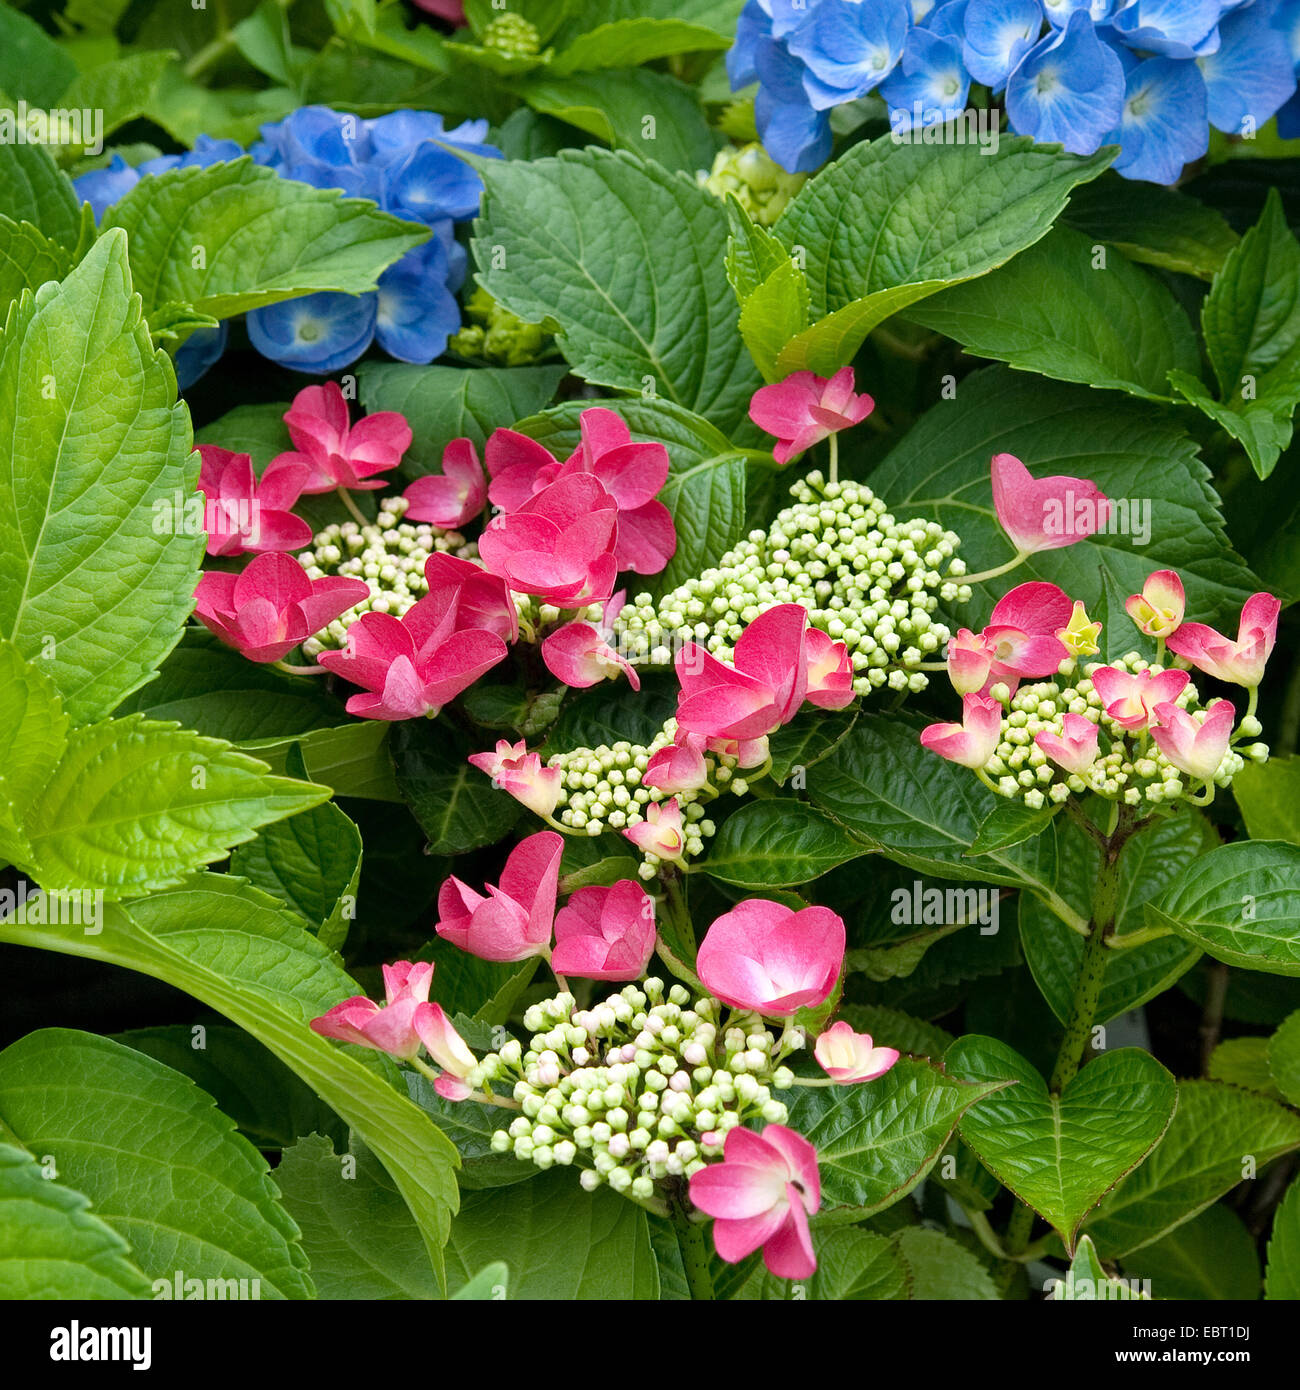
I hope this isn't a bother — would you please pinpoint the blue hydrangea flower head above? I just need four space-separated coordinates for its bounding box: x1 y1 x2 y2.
376 239 462 363
728 0 771 87
246 290 378 375
383 138 487 223
926 1 972 44
1110 0 1225 60
1040 0 1113 26
753 35 834 171
1005 10 1125 153
256 105 380 199
174 321 229 392
1105 55 1208 184
72 153 140 220
1198 0 1296 134
138 133 244 177
787 0 912 109
962 0 1044 90
880 27 972 127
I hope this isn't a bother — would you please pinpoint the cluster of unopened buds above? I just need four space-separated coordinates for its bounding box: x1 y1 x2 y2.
919 454 1278 812
311 869 899 1279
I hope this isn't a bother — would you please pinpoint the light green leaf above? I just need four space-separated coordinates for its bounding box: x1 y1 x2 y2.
770 133 1114 375
1145 840 1300 975
274 1134 439 1299
1233 756 1300 844
1085 1079 1300 1258
907 224 1200 400
868 365 1262 635
472 146 762 433
0 8 77 104
444 1167 658 1298
705 800 867 888
0 1142 152 1299
783 1058 1009 1218
1268 1008 1300 1109
1208 1036 1282 1101
0 642 68 861
1121 1203 1259 1301
101 156 428 325
56 51 175 155
1048 1234 1148 1299
947 1036 1177 1252
0 216 75 312
0 142 85 250
0 1030 313 1297
553 18 728 74
1170 356 1300 481
452 1261 510 1299
896 1227 998 1300
1266 1177 1300 1300
0 230 201 723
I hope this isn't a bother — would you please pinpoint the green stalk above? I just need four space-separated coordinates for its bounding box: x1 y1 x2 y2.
675 1209 716 1301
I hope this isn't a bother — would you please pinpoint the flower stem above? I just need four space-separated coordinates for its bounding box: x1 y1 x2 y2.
337 487 369 527
961 551 1031 587
827 431 839 486
271 660 326 677
674 1207 716 1301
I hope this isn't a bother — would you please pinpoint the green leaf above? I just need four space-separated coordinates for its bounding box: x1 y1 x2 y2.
0 878 462 1288
1266 1177 1300 1300
0 216 75 313
0 142 85 250
0 1142 152 1299
1085 1079 1300 1258
1268 1008 1300 1109
452 1261 510 1299
907 225 1200 400
444 1168 658 1298
1208 1036 1282 1101
767 706 858 785
1061 176 1239 280
357 363 567 479
895 1227 998 1300
472 146 762 434
392 719 521 856
522 69 718 176
1233 756 1300 845
836 1004 954 1061
0 9 77 104
20 715 330 896
1169 357 1300 482
770 133 1114 375
705 800 867 888
783 1058 1009 1219
1145 840 1300 975
552 18 729 74
734 1225 908 1300
0 641 67 862
1048 1234 1148 1299
232 1 298 86
946 1036 1177 1252
0 1030 313 1297
547 672 679 752
244 721 402 801
968 801 1059 855
56 51 175 154
0 230 202 723
274 1134 440 1299
724 195 791 300
406 1076 536 1190
101 157 428 326
1019 812 1203 1026
1121 1203 1259 1301
868 365 1262 636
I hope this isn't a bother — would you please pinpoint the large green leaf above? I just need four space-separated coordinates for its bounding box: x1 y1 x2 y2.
101 156 428 326
0 1142 152 1299
274 1133 440 1299
0 7 77 104
57 51 175 154
1269 1009 1300 1108
733 1225 908 1301
20 715 330 896
1019 812 1202 1026
0 640 67 863
782 1059 1008 1218
1145 841 1300 975
392 719 521 856
0 230 202 723
907 225 1200 400
0 217 75 313
444 1167 658 1298
705 800 867 888
1084 1080 1300 1258
0 878 461 1289
0 142 86 250
1121 1203 1260 1301
1266 1177 1300 1300
472 146 762 433
867 366 1261 636
1232 758 1300 845
895 1227 999 1300
947 1035 1177 1252
768 133 1114 374
0 1030 313 1297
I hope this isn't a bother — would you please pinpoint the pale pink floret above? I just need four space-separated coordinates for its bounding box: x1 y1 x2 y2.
402 438 487 529
1034 712 1100 775
310 960 436 1061
194 552 369 663
1090 665 1189 732
1151 699 1237 783
1125 570 1186 639
414 1003 479 1101
435 831 563 962
675 604 810 742
1166 593 1281 689
467 740 561 819
919 693 1003 769
551 880 657 982
196 445 312 557
696 899 844 1017
541 591 641 691
980 581 1073 687
813 1021 900 1084
623 798 686 862
749 367 874 465
689 1125 821 1278
643 732 710 794
276 381 411 493
478 473 619 605
990 452 1109 554
947 628 996 696
804 627 855 709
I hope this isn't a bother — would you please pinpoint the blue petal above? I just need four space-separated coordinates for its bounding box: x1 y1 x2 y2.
1108 56 1208 183
880 28 972 125
926 1 972 44
135 152 183 178
753 40 834 172
1041 0 1114 26
246 291 377 374
962 0 1044 90
1109 0 1224 59
174 321 229 392
1278 87 1300 137
383 140 485 223
1005 11 1126 153
728 0 772 88
376 249 461 363
787 0 912 109
1200 0 1297 133
761 0 815 40
72 153 141 220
